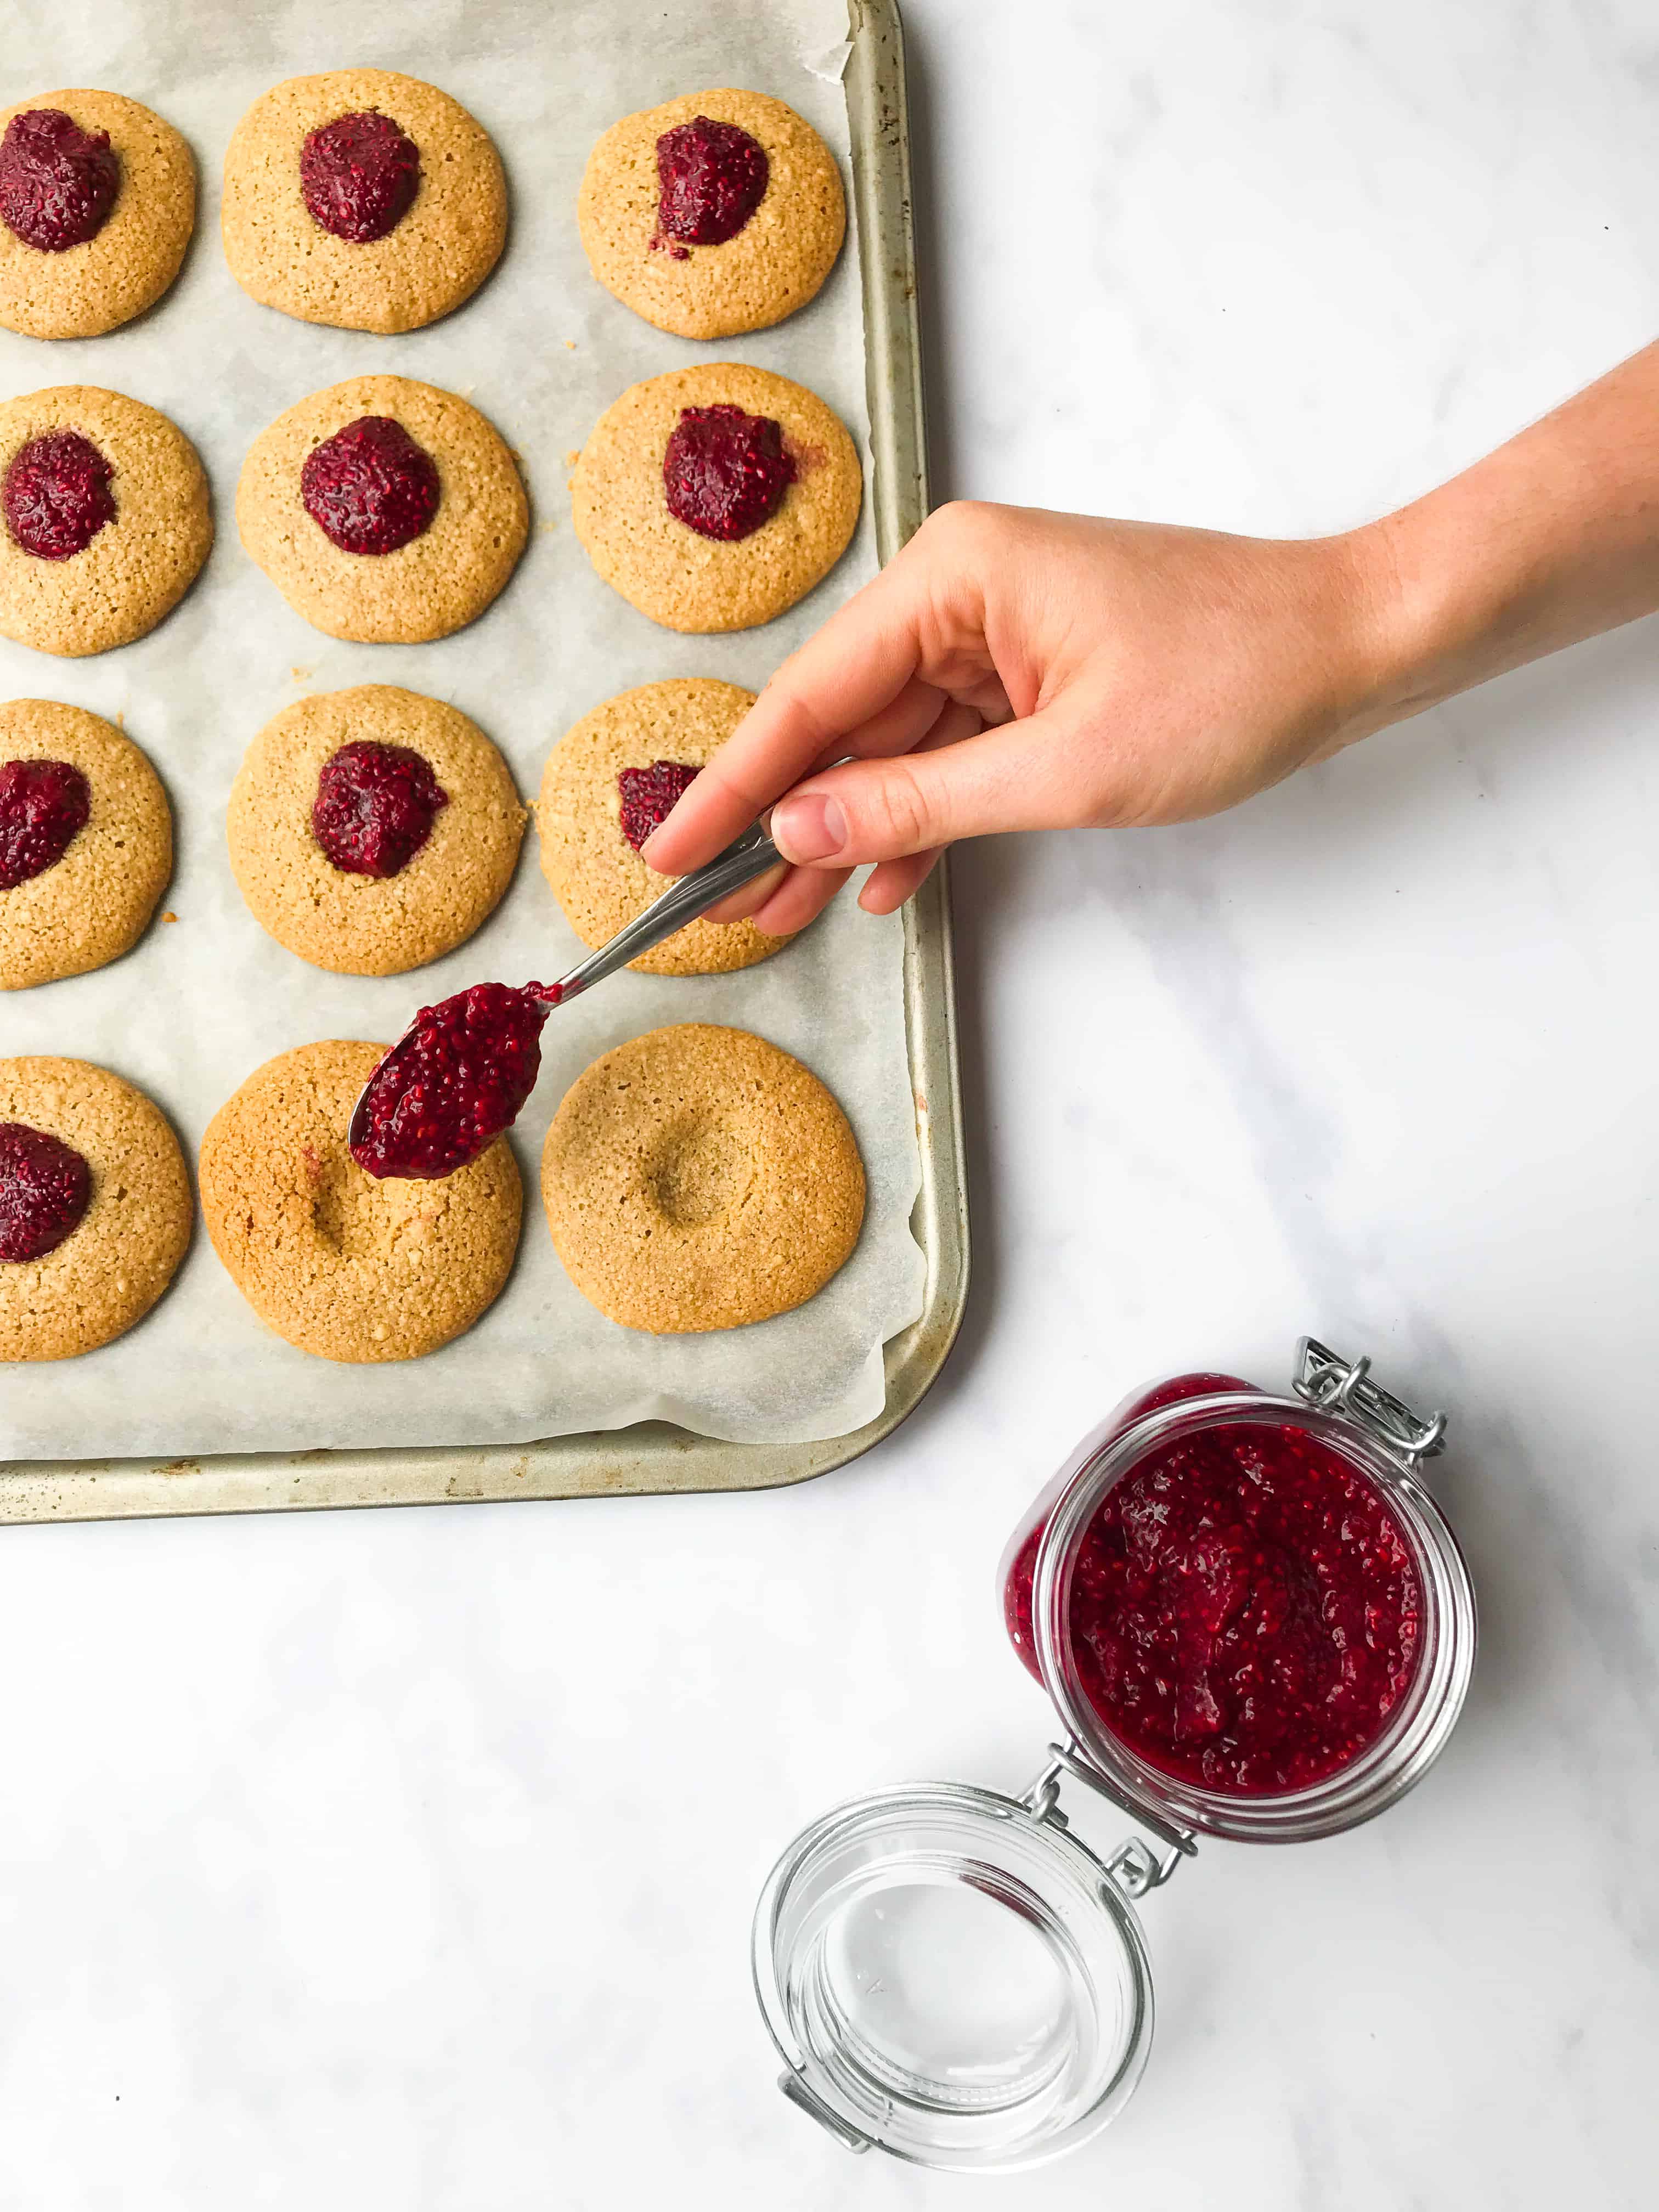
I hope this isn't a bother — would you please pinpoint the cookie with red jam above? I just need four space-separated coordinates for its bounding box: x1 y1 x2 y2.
0 89 195 340
236 375 528 643
570 363 860 632
0 698 172 989
0 386 211 656
579 88 844 340
228 685 524 976
537 677 789 976
221 70 506 334
0 1056 191 1361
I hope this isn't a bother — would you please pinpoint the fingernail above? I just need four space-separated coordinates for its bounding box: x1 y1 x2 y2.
772 793 847 863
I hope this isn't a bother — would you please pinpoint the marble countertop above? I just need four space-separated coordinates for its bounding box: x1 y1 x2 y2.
2 2 1655 2204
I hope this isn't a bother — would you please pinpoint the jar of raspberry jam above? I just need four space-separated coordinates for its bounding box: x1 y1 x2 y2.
752 1340 1476 2172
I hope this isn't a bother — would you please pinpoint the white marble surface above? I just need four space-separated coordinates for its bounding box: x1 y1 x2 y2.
2 1 1656 2203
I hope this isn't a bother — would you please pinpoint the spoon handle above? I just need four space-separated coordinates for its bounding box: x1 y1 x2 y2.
554 824 782 1001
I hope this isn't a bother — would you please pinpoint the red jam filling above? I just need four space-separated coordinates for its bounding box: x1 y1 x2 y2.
299 110 421 243
655 116 769 247
3 431 116 560
0 1121 92 1263
1005 1376 1422 1797
663 404 795 540
300 416 439 556
0 109 120 252
618 760 700 851
0 757 91 890
312 741 449 878
350 980 563 1181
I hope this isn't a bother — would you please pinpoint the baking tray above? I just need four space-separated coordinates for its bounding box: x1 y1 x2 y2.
0 0 967 1525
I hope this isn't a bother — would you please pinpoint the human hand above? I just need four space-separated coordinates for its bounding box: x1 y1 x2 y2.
639 500 1395 933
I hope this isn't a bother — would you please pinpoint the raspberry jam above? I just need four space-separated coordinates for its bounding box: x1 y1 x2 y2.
0 109 120 252
0 1121 92 1263
655 116 769 247
3 431 116 560
1003 1374 1425 1798
0 757 91 890
351 980 562 1181
299 110 421 243
312 741 449 878
663 405 795 540
300 416 439 556
618 760 700 851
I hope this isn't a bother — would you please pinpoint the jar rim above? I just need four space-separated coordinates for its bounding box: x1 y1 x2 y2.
1030 1391 1478 1844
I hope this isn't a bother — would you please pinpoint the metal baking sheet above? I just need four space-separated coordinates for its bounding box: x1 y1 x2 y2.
0 0 967 1523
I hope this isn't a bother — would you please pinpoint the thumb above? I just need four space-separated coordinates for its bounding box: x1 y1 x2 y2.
768 710 1084 868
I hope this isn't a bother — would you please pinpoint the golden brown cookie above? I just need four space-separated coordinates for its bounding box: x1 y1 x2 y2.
541 1024 865 1334
578 88 844 340
0 1055 191 1361
537 677 787 975
570 362 860 633
1 698 171 989
200 1039 522 1363
0 386 212 657
0 89 196 340
236 375 528 644
221 70 506 334
228 685 523 976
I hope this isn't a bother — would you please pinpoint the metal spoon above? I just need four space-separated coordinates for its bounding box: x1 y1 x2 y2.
347 816 783 1170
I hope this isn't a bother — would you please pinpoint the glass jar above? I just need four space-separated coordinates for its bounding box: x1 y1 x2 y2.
752 1339 1477 2172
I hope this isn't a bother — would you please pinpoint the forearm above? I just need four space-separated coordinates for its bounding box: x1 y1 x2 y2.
1350 340 1659 739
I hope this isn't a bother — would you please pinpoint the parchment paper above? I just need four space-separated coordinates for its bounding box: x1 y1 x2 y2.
0 0 927 1459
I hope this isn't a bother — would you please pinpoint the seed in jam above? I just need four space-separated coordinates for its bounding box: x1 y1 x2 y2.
351 979 562 1181
662 404 795 541
617 760 700 851
300 415 440 556
2 430 116 560
312 741 449 878
655 116 769 247
0 757 92 890
0 109 120 252
299 110 421 243
1005 1395 1421 1797
0 1121 92 1263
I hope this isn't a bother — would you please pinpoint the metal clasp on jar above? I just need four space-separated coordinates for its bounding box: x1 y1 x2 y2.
1294 1337 1449 1471
1020 1738 1198 1899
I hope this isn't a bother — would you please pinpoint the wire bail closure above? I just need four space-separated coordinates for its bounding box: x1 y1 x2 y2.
1294 1337 1449 1470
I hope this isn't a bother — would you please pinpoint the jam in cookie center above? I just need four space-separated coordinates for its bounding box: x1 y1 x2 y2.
312 740 450 878
617 760 699 851
3 431 116 560
300 110 421 244
654 116 769 249
662 404 795 541
0 757 91 889
300 415 440 555
0 109 121 252
0 1120 92 1263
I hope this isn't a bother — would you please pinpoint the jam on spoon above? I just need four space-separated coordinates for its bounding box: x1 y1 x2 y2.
0 1121 92 1262
349 980 564 1181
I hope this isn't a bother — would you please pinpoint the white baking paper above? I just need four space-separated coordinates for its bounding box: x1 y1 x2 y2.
0 0 927 1458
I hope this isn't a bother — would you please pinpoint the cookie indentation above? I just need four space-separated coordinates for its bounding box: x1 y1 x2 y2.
3 430 115 560
0 757 90 889
300 110 420 242
301 415 439 555
650 1120 754 1227
0 1119 90 1262
663 404 794 541
655 116 768 247
0 109 120 251
312 740 448 878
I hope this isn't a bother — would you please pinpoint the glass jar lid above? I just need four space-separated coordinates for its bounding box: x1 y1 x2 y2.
752 1777 1156 2172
